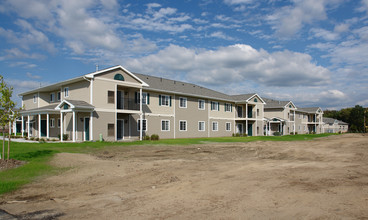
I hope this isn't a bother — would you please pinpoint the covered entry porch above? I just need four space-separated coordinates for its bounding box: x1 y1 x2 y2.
264 117 285 136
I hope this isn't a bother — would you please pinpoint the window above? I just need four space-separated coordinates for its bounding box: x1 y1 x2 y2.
224 103 232 112
212 121 218 131
198 99 205 110
226 122 231 131
108 124 114 136
198 121 205 131
50 118 55 128
211 101 219 111
159 95 171 106
179 97 187 108
108 91 114 104
57 91 61 101
114 74 125 81
135 92 149 105
257 109 260 116
64 87 69 97
33 95 37 103
50 93 55 102
161 120 170 131
57 119 61 128
137 119 147 131
179 120 187 131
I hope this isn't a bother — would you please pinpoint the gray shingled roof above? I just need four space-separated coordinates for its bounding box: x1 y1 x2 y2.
64 100 94 109
323 117 349 125
262 97 290 109
297 107 321 113
134 73 256 102
20 104 59 114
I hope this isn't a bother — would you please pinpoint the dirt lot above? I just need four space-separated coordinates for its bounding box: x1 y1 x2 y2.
1 134 368 219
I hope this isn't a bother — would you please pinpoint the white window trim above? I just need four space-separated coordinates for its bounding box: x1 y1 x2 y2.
198 121 205 131
64 87 69 98
50 118 55 128
226 122 231 131
224 103 232 112
212 121 218 131
179 120 187 131
161 95 170 107
179 97 187 108
161 120 170 131
57 91 61 101
137 119 147 131
33 95 37 103
50 93 55 103
211 101 219 111
198 99 205 110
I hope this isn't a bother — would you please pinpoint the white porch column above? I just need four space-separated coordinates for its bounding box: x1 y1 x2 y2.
38 114 41 138
46 114 49 139
90 112 93 141
245 103 248 118
27 115 30 138
60 112 63 142
139 88 143 141
293 110 296 134
265 122 268 136
72 111 76 142
21 116 24 137
245 120 248 135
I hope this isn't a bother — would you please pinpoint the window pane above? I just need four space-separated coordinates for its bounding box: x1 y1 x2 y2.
108 124 114 136
108 91 114 104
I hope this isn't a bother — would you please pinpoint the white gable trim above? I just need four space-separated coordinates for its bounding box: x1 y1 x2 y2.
84 65 149 87
246 94 266 104
55 100 75 110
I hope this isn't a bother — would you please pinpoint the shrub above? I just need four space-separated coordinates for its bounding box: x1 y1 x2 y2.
295 132 298 135
58 134 69 140
143 135 150 140
35 137 39 141
23 132 28 137
30 137 35 141
233 133 247 137
150 134 159 141
290 132 294 135
39 138 46 143
273 131 282 136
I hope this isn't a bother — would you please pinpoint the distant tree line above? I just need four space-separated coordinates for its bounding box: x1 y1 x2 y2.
324 105 368 133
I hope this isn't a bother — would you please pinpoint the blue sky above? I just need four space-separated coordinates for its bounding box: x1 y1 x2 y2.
1 0 368 109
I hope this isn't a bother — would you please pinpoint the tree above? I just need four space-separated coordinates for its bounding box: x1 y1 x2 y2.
0 75 19 160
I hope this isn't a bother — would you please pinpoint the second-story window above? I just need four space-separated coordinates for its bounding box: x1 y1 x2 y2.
64 87 69 98
108 91 115 104
159 95 171 106
179 97 187 108
50 93 55 102
57 91 61 101
211 101 219 111
198 99 205 110
224 103 232 112
257 109 260 116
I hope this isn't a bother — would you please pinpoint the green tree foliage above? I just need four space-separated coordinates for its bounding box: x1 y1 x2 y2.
324 105 367 133
0 75 19 160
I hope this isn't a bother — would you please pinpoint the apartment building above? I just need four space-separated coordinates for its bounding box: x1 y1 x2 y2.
18 65 266 141
323 117 349 133
294 107 324 134
262 98 297 135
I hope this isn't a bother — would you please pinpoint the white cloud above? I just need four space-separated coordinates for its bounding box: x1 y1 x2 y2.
209 31 236 40
223 0 254 5
125 44 330 88
268 0 333 37
310 28 339 41
26 72 41 79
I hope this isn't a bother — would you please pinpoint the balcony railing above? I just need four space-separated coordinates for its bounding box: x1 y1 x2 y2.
117 98 140 111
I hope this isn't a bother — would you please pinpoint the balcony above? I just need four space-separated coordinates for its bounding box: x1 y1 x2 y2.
248 111 257 118
117 98 140 111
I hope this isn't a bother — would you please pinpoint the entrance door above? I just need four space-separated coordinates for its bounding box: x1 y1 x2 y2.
117 91 124 109
117 119 124 140
84 118 90 141
41 120 47 137
248 123 253 136
237 106 243 117
237 124 243 134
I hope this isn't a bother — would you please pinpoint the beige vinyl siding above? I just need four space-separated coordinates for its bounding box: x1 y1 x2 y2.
143 91 174 115
23 94 39 110
209 119 233 137
93 111 115 141
93 79 116 109
96 69 142 84
61 80 90 103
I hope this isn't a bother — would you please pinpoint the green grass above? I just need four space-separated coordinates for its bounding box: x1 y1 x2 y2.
0 133 338 195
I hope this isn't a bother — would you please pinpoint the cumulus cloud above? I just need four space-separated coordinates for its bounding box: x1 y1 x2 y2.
125 44 330 88
267 0 337 37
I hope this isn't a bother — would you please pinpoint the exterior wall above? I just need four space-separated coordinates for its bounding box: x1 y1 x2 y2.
93 111 115 142
23 94 39 110
93 79 116 110
143 91 174 115
61 80 90 102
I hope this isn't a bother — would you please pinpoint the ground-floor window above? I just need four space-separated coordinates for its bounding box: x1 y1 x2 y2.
226 122 231 131
179 120 187 131
57 119 61 128
212 121 218 131
138 119 147 131
161 120 170 131
50 118 55 128
108 124 114 136
198 121 205 131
